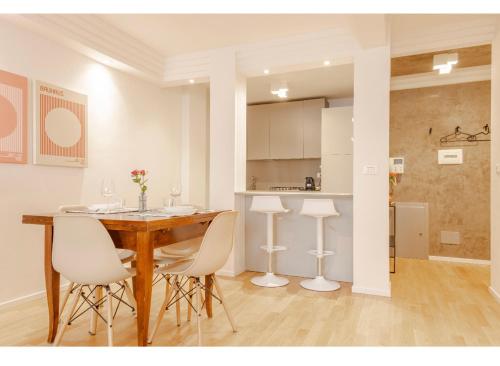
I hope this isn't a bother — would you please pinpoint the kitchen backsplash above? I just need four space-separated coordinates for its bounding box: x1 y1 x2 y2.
246 158 321 190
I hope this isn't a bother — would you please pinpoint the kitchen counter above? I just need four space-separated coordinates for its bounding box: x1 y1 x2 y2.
236 190 352 197
242 191 353 282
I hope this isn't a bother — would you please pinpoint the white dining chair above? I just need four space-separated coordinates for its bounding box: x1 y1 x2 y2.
148 211 239 346
52 215 137 346
57 205 136 329
153 236 203 323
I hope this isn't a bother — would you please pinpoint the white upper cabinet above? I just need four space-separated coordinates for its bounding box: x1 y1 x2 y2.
269 101 304 159
321 107 353 155
246 98 325 160
247 104 270 160
302 98 326 158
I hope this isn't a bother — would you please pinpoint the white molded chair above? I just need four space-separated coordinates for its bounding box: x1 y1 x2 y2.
52 215 136 346
148 211 239 346
57 205 136 326
152 236 204 323
250 196 290 288
299 199 340 292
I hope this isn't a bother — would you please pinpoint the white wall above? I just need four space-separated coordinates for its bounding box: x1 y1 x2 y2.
490 26 500 301
0 20 181 304
352 45 391 297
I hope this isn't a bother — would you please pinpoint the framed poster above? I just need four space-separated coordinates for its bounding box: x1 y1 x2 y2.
0 69 28 164
34 81 87 167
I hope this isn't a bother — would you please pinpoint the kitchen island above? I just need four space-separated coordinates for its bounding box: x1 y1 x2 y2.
236 191 353 282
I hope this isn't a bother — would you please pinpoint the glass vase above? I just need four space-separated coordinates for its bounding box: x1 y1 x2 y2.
138 193 147 212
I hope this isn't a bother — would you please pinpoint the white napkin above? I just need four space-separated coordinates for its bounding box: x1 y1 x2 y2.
88 202 121 212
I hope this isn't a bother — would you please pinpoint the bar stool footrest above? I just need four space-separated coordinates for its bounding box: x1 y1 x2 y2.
260 245 287 253
307 249 334 257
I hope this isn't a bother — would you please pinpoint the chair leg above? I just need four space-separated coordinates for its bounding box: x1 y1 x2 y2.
147 275 173 344
212 275 237 332
89 286 102 335
54 285 82 346
60 281 74 317
122 280 137 315
187 278 194 321
174 276 181 327
196 278 203 346
105 285 113 347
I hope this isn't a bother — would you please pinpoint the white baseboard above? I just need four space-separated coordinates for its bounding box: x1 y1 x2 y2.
0 282 70 310
351 283 391 298
428 256 490 265
489 286 500 303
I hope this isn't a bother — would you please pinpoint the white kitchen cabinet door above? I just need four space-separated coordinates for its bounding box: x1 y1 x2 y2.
269 101 304 159
302 98 325 158
247 104 270 160
321 107 353 155
321 154 353 193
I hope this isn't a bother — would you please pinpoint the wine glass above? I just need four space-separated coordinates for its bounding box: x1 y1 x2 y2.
170 184 181 207
101 178 116 213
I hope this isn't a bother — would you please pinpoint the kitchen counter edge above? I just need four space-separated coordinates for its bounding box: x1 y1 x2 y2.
235 191 353 197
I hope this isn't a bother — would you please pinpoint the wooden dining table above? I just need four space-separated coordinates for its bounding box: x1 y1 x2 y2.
22 210 222 346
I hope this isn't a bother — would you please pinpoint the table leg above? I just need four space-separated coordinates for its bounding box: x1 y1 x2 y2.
134 231 153 346
44 224 60 343
205 274 213 318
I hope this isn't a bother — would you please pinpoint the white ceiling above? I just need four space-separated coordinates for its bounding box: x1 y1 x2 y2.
100 14 351 57
99 14 495 58
246 63 353 104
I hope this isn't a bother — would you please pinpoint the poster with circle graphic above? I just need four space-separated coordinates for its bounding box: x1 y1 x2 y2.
0 69 28 164
34 81 87 167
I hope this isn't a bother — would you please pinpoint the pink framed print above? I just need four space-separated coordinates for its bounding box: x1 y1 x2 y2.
0 69 28 164
34 81 88 167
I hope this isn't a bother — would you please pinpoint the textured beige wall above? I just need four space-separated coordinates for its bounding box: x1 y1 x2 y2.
390 81 490 260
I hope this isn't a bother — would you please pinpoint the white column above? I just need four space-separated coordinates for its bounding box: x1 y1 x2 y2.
180 85 210 208
490 27 500 302
209 48 247 276
352 45 391 297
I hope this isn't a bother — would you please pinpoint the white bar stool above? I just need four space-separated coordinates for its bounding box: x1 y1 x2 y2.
300 198 340 292
250 195 290 287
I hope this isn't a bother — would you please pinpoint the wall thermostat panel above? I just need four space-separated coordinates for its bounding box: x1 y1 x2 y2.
389 157 404 173
438 149 463 165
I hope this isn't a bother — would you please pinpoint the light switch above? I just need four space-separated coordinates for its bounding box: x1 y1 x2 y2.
496 164 500 175
362 165 378 175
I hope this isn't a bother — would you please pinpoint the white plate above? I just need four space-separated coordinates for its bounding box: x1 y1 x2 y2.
161 206 197 216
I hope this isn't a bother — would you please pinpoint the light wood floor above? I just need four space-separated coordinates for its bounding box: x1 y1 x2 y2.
1 258 500 346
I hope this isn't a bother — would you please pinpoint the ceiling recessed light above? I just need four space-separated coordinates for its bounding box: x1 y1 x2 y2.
263 69 270 75
323 60 331 66
189 79 195 84
270 82 288 98
433 53 458 75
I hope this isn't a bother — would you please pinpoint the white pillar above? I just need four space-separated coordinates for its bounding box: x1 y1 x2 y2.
180 85 210 208
209 48 247 276
352 45 391 297
490 26 500 301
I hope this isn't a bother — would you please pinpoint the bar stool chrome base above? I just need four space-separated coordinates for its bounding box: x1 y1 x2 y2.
300 276 340 292
251 272 289 288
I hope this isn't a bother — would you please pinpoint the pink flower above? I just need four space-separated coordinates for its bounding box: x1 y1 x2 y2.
139 170 146 176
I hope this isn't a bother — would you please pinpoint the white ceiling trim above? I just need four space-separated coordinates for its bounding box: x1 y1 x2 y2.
5 14 165 83
162 28 359 85
236 28 358 77
391 17 497 57
391 65 491 91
